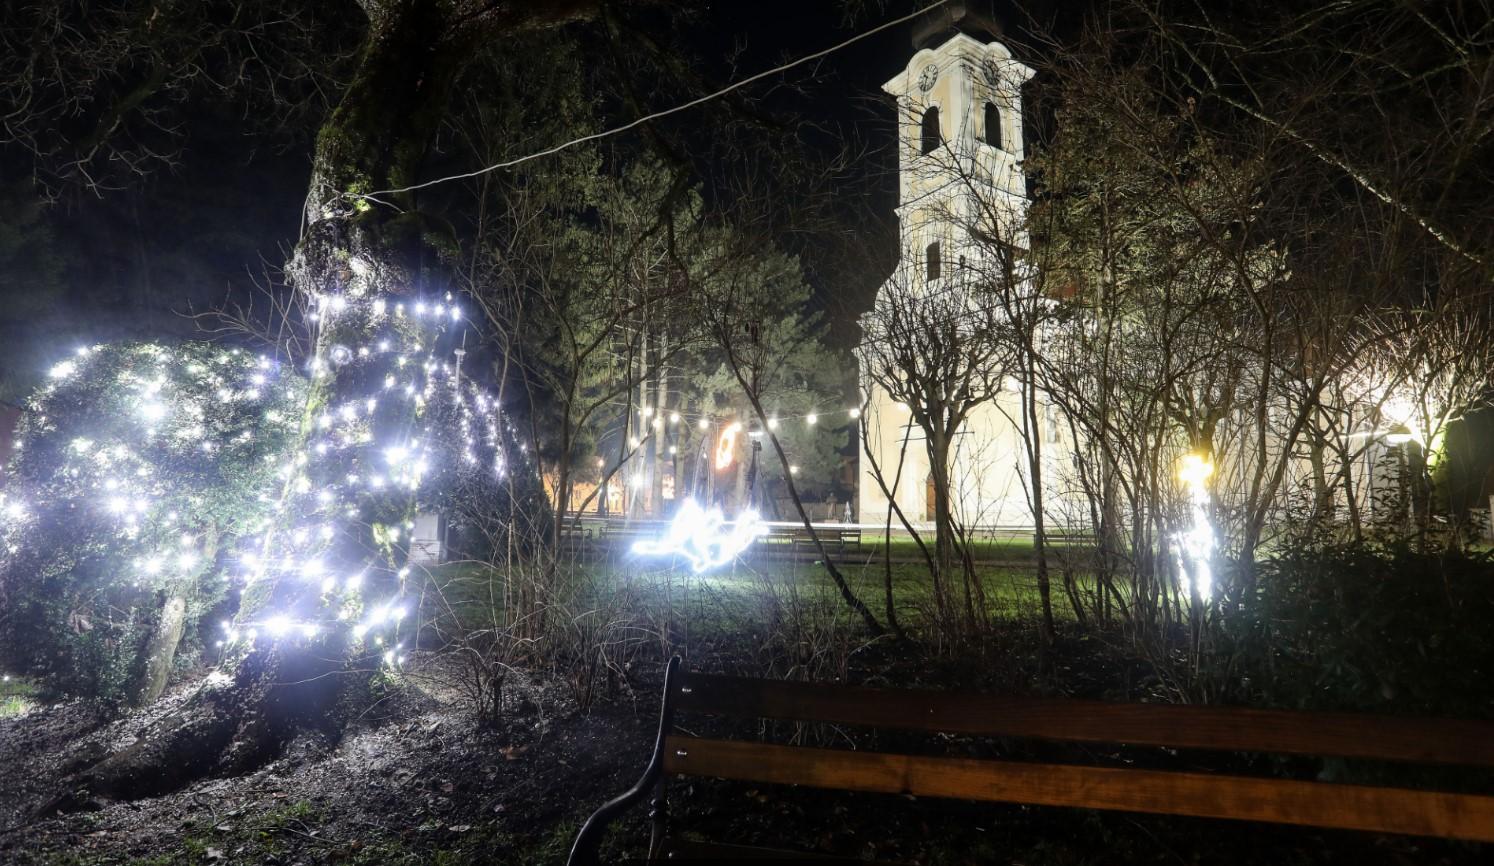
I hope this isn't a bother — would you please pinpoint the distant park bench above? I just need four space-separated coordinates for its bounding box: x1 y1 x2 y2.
1034 528 1093 546
778 525 862 556
568 657 1494 863
598 519 668 547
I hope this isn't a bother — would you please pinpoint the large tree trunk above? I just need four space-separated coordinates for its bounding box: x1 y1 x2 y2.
927 427 957 579
135 592 187 705
49 0 593 810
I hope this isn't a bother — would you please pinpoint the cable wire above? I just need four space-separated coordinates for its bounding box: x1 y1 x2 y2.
351 0 948 200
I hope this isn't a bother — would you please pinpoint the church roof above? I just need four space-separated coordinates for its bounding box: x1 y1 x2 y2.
911 1 1003 50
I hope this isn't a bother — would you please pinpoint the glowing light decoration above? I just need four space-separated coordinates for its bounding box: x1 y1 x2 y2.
632 499 768 572
5 293 533 679
1174 453 1216 602
715 423 742 470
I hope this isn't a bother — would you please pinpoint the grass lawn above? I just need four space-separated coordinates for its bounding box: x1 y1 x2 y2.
0 677 38 718
419 546 1097 643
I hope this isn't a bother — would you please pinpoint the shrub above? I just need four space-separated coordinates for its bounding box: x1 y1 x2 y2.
1218 542 1494 719
0 342 304 707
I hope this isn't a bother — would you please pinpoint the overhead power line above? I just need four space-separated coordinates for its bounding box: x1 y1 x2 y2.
352 0 949 201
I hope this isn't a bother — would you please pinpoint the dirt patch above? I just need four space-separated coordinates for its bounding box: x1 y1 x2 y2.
0 661 655 865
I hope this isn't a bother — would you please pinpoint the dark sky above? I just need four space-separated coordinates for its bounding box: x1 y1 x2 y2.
695 1 1055 343
0 1 1071 391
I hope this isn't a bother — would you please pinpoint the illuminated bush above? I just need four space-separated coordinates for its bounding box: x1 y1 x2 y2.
0 342 305 706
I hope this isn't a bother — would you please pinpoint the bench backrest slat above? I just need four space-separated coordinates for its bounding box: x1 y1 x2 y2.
662 735 1494 843
675 671 1494 767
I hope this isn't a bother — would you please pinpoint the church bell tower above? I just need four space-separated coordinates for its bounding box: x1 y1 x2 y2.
881 8 1034 287
857 6 1038 528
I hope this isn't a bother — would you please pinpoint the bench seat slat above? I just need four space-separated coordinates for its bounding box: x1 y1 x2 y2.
662 736 1494 843
675 672 1494 767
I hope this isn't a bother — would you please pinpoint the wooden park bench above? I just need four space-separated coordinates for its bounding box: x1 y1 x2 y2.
567 657 1494 863
785 525 862 557
1032 528 1092 547
600 519 668 550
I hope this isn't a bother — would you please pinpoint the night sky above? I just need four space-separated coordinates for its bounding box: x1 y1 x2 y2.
0 1 1079 394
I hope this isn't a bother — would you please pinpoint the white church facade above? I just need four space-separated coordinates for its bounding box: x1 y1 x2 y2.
857 25 1077 532
855 12 1429 539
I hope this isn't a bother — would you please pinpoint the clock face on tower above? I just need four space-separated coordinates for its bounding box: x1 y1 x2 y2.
982 60 1001 87
917 63 939 92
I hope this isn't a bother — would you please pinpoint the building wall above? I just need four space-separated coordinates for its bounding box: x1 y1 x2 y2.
859 34 1062 530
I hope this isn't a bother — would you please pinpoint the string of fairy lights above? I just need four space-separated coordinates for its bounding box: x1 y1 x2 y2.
2 291 524 671
616 404 866 482
0 289 895 668
214 290 524 667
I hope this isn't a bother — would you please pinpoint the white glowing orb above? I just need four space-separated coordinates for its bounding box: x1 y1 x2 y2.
632 499 768 572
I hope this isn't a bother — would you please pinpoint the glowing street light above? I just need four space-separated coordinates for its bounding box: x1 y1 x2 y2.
1176 453 1215 602
1177 454 1213 487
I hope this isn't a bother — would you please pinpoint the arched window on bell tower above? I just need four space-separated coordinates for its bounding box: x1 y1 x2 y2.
920 106 941 155
983 102 1002 149
925 241 941 282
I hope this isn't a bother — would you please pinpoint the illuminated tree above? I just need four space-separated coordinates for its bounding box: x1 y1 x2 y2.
36 0 593 806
